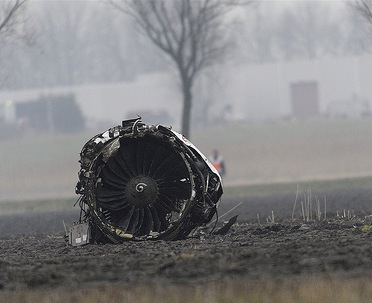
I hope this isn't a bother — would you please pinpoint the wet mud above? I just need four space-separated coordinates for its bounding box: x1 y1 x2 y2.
1 189 372 291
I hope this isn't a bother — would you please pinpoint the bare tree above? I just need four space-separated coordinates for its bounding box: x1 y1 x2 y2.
110 0 244 137
353 0 372 22
351 0 372 52
0 0 27 42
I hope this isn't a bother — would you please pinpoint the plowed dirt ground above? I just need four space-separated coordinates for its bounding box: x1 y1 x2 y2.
1 189 372 300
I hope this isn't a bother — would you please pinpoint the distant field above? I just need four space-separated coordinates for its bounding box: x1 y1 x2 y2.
1 118 372 202
1 175 372 215
223 175 372 197
192 118 372 185
0 197 76 214
0 131 92 202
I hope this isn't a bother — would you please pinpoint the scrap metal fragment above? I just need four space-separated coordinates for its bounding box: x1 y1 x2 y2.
68 222 90 246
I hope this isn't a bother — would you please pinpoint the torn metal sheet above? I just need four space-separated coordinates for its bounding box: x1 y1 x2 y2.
68 222 90 246
74 118 223 243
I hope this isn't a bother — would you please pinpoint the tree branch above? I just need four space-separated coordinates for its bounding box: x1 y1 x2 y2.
0 0 27 33
353 0 372 23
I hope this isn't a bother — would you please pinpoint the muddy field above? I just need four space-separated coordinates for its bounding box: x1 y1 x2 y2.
1 188 372 295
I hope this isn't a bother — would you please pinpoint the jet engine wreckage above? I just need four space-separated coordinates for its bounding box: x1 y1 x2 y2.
70 118 223 245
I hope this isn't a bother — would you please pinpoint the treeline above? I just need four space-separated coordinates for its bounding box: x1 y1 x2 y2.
0 1 369 90
237 2 370 63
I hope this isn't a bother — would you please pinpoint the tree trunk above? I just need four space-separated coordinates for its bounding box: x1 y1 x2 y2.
181 81 192 138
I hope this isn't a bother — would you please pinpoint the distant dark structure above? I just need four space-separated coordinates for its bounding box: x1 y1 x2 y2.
290 81 319 120
15 94 85 133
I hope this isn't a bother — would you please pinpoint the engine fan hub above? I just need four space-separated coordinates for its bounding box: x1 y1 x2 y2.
125 175 158 207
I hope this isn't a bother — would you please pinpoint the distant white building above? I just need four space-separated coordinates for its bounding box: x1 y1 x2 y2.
0 72 182 130
0 54 371 131
214 54 372 122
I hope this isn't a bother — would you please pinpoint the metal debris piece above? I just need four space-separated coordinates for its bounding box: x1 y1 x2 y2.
74 118 223 243
68 222 90 246
213 215 238 235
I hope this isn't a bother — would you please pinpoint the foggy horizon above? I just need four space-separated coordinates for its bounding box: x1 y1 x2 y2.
1 0 372 202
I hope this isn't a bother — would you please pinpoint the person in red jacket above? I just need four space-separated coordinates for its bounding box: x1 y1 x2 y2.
209 149 226 177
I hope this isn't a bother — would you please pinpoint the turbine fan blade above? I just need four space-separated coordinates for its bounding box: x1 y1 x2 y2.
148 144 172 177
119 138 139 175
101 171 126 190
158 180 191 199
141 207 154 235
142 139 158 175
96 187 125 202
156 193 177 213
115 150 136 177
155 161 189 182
135 138 147 175
105 158 131 182
114 206 135 231
136 207 145 231
127 208 140 234
152 153 179 179
150 206 161 232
